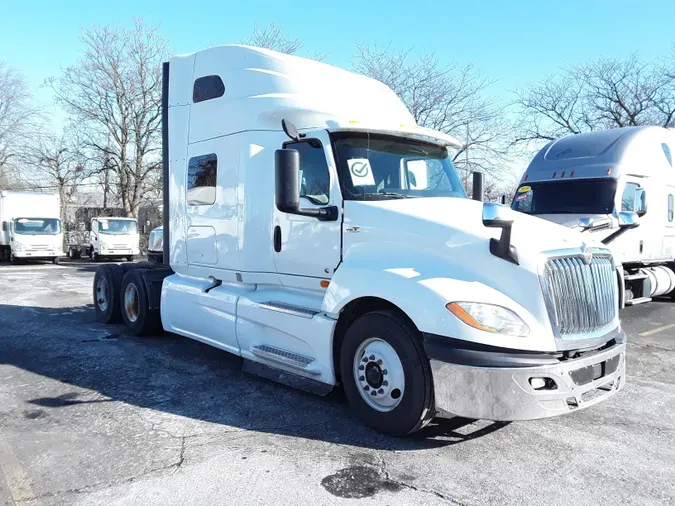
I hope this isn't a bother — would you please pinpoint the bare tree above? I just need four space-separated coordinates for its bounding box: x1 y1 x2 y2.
22 132 87 226
353 43 515 182
245 21 303 54
46 20 167 218
514 54 675 146
0 62 40 181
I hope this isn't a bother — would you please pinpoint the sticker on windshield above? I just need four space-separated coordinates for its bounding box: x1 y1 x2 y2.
348 158 375 186
514 193 529 202
100 220 109 230
518 185 531 193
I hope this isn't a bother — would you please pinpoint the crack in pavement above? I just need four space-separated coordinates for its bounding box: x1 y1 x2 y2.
375 451 469 506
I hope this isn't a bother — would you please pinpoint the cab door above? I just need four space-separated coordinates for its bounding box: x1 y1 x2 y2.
272 131 342 284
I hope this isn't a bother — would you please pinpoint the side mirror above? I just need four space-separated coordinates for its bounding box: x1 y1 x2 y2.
275 149 338 221
578 216 611 232
482 203 518 265
1 222 6 232
472 172 484 202
618 211 639 229
634 188 647 216
499 194 506 205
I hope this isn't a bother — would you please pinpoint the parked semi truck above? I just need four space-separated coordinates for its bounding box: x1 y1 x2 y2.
92 45 633 436
513 126 674 306
0 191 64 264
69 217 139 262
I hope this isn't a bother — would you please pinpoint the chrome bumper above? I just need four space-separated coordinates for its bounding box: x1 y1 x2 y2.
428 338 626 421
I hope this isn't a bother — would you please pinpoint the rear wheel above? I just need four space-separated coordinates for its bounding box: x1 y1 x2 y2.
93 265 123 323
52 256 60 265
120 269 161 336
340 310 435 436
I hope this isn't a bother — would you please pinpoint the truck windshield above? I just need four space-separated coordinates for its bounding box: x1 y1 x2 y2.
512 179 617 215
331 133 467 200
14 218 61 235
98 219 138 235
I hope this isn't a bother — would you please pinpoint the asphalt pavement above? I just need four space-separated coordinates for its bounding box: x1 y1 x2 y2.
0 261 673 505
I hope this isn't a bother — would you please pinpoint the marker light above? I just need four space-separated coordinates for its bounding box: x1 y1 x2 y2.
524 175 529 181
552 171 557 178
571 170 575 177
607 167 612 175
446 302 530 337
561 171 566 178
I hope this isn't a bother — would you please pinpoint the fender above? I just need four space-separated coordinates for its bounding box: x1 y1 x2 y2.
322 244 558 352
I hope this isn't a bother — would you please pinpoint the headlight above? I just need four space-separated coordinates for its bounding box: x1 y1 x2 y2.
446 302 530 337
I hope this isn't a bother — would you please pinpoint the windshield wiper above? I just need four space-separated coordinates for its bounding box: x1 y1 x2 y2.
358 192 411 199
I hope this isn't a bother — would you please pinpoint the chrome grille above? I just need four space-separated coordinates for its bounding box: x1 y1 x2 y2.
542 252 617 337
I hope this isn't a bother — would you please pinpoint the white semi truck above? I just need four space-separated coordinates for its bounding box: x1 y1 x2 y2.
0 190 64 264
68 217 140 262
513 126 674 306
92 45 633 436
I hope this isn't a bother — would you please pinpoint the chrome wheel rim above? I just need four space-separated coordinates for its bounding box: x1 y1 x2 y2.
353 338 405 412
124 283 140 323
96 277 108 312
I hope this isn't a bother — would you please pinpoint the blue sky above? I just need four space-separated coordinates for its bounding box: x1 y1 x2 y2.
1 0 674 123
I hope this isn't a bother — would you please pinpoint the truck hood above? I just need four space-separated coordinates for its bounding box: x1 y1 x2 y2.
13 233 62 245
344 198 592 259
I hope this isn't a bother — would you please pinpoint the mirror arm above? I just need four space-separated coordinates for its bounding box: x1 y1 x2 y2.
282 205 339 222
602 228 628 245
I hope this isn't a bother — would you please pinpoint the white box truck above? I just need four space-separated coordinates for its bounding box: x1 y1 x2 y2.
68 217 139 262
0 191 64 264
92 45 632 436
512 126 674 306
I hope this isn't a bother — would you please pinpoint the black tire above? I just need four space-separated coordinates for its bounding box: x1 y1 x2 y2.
126 256 134 262
93 264 123 323
10 253 20 265
52 256 60 265
92 251 100 262
340 310 435 437
120 269 161 336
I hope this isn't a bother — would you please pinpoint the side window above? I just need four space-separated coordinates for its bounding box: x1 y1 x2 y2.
621 182 640 211
669 195 674 222
663 143 673 167
193 75 225 103
287 141 330 205
187 154 217 206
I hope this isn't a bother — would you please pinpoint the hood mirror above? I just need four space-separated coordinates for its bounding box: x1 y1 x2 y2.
578 216 611 232
482 203 518 265
617 211 639 229
602 211 640 244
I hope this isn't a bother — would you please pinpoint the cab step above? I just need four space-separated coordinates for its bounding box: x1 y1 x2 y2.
258 301 319 319
625 296 652 306
251 344 321 375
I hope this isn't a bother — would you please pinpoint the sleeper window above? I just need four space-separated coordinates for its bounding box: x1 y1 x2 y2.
187 154 217 206
193 75 225 103
286 141 330 205
621 182 640 212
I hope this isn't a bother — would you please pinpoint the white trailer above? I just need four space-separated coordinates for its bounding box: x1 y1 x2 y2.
68 217 139 262
512 126 675 306
92 45 632 436
0 191 64 264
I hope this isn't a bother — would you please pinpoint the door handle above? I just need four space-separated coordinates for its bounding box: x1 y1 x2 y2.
274 226 281 252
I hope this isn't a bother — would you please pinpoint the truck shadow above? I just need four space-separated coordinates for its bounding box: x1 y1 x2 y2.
0 303 509 450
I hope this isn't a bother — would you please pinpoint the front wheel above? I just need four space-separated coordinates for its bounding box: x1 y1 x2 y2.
339 310 435 436
52 256 60 265
10 253 20 265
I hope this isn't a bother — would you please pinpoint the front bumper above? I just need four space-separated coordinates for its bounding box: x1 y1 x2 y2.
425 333 626 421
100 248 139 256
15 250 62 259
